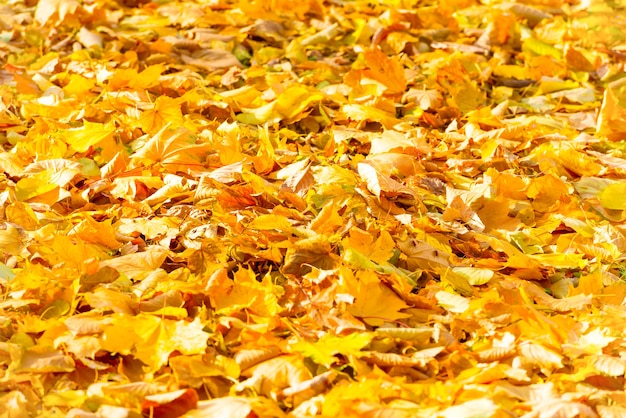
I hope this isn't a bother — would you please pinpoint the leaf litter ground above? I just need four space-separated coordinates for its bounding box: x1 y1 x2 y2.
2 0 626 417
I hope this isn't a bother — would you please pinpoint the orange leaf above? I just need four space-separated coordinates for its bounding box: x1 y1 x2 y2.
70 215 122 250
139 96 184 134
141 388 198 418
362 47 407 95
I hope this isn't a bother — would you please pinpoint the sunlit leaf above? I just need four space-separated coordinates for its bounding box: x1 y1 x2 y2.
519 341 563 372
592 355 626 377
248 214 292 232
101 315 209 372
131 126 211 173
342 104 399 129
598 77 626 140
6 0 626 415
361 47 407 96
435 290 470 314
290 333 372 368
213 268 281 317
345 270 411 326
275 86 324 121
99 248 168 280
140 96 185 134
15 170 59 202
70 215 122 250
17 347 75 373
34 0 80 25
439 399 498 418
599 182 626 210
0 223 27 256
107 64 165 91
65 121 116 153
238 354 312 397
452 267 494 286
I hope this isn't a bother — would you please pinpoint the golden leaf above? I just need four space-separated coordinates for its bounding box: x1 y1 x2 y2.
15 170 59 202
346 270 411 326
141 388 198 418
0 222 27 256
213 268 281 317
597 77 626 140
290 333 372 367
248 214 292 231
98 248 168 280
70 215 122 250
65 122 116 153
282 235 335 276
131 126 211 173
361 47 407 96
139 96 184 134
599 182 626 210
235 347 282 372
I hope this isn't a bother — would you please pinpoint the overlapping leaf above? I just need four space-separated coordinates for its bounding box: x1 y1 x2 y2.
1 0 626 416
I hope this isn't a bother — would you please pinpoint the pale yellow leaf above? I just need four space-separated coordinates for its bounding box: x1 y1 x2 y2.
435 291 470 314
519 342 563 371
34 0 80 25
99 248 169 281
599 182 626 210
592 355 626 377
452 267 494 286
440 399 498 418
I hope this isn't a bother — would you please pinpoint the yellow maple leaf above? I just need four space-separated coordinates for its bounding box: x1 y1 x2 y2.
344 270 410 326
0 223 27 256
290 332 372 367
69 215 122 250
62 74 96 97
100 314 208 372
213 268 281 317
98 248 169 281
343 228 396 265
15 170 59 202
139 96 184 134
283 234 337 275
274 85 324 121
342 103 399 129
5 202 39 231
130 126 211 173
107 64 165 91
361 47 407 96
309 202 343 235
64 121 116 153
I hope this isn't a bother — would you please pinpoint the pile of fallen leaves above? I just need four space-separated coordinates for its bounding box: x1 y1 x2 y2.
2 0 626 416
